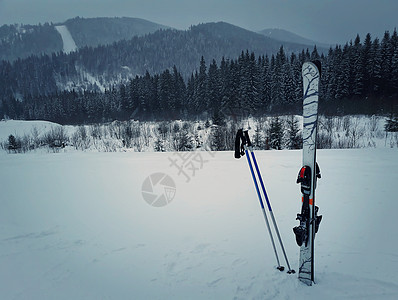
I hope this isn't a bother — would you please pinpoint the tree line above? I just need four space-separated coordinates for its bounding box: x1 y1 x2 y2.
1 30 398 124
4 115 397 154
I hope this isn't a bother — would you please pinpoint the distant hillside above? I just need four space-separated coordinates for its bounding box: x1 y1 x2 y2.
192 22 310 54
63 17 169 48
259 28 331 48
0 17 169 61
0 22 63 61
0 18 329 63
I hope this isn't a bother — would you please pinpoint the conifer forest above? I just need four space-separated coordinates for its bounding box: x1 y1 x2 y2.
1 30 398 125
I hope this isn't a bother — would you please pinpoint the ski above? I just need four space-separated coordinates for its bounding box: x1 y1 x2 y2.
293 61 322 286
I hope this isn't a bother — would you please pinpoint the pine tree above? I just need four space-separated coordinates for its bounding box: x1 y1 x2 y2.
228 60 242 116
282 61 295 106
370 38 382 93
390 29 398 93
353 34 364 96
290 53 302 108
195 56 208 115
311 45 320 60
119 84 129 117
219 56 239 118
158 69 173 116
171 65 186 115
253 118 264 149
385 114 398 132
128 77 139 112
268 117 284 150
335 44 350 100
362 33 373 94
392 46 398 93
186 74 196 115
207 59 222 122
273 47 287 107
210 125 226 151
380 31 393 94
286 115 302 149
8 134 20 152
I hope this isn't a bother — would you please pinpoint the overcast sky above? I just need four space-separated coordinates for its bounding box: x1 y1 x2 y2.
0 0 397 44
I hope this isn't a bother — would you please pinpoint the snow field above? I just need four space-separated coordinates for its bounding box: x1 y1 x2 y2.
0 148 397 299
0 120 64 141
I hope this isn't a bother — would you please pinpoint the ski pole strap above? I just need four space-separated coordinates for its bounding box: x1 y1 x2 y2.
315 162 321 179
243 130 252 147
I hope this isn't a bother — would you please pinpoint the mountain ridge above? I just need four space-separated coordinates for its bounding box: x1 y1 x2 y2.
62 16 170 48
258 28 331 48
0 16 169 61
0 19 327 105
0 17 326 62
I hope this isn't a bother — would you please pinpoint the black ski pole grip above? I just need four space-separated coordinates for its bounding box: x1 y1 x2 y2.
234 129 244 159
243 130 252 147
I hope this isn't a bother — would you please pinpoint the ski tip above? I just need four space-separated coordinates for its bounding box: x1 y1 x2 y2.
287 269 296 274
277 266 285 272
311 60 322 75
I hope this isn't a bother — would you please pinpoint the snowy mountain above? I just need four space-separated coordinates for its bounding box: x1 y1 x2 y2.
0 18 327 63
0 17 168 61
0 21 327 100
63 17 170 48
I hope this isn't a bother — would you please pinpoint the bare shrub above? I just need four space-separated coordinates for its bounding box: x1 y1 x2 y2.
347 117 365 148
71 126 90 150
43 127 68 149
317 131 332 149
90 124 102 139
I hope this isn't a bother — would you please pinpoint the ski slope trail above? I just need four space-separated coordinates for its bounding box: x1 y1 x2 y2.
0 149 397 299
55 25 77 53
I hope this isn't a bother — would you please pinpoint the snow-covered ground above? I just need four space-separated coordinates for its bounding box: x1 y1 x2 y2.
55 25 77 53
0 147 397 299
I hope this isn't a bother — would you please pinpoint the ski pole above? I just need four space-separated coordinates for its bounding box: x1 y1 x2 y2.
235 129 284 271
243 130 295 274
